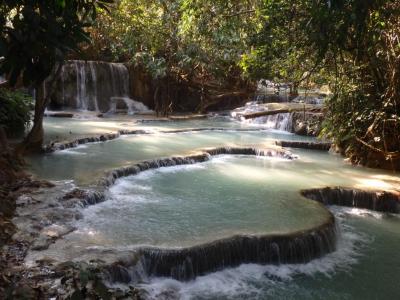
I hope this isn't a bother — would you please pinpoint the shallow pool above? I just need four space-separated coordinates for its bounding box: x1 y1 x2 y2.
24 116 400 299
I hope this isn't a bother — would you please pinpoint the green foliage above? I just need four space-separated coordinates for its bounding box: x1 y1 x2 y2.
0 88 33 136
0 0 397 164
0 0 114 87
309 1 400 164
250 0 400 166
0 0 114 151
90 0 261 84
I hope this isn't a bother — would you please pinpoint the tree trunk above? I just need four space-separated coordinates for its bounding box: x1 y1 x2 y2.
290 82 299 97
17 63 63 154
19 84 46 152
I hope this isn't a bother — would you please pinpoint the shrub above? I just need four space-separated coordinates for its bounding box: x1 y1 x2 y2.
0 89 33 137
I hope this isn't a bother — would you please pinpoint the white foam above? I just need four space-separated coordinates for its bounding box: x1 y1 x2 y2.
111 155 291 186
330 206 385 220
156 163 206 174
135 212 371 299
211 154 292 164
55 145 88 155
242 113 293 131
110 179 153 192
111 163 207 183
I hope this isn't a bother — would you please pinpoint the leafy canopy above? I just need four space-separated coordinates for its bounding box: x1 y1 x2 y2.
250 0 400 165
89 0 261 84
0 0 113 87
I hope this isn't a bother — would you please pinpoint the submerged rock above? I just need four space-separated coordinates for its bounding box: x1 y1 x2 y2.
44 112 74 118
62 188 105 207
276 140 332 151
293 121 308 135
31 235 53 251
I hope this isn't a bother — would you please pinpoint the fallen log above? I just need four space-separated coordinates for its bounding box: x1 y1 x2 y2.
243 107 324 119
243 109 291 119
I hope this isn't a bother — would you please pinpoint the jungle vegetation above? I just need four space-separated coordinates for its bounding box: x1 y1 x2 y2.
0 0 399 168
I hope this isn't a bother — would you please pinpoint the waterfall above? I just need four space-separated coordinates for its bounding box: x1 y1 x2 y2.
107 97 151 115
75 61 88 110
301 187 400 213
88 61 99 111
109 63 117 97
103 217 336 282
244 113 293 132
109 63 130 97
231 102 294 132
99 146 295 187
52 60 137 112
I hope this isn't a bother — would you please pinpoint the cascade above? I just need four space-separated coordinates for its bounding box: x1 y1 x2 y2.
89 147 335 283
246 112 293 131
88 61 99 111
49 60 137 112
103 218 336 282
109 63 130 97
231 102 294 132
99 146 296 187
107 97 152 115
301 187 400 213
75 60 87 110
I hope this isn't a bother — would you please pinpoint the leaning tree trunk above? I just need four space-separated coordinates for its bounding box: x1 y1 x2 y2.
18 63 63 154
20 84 46 152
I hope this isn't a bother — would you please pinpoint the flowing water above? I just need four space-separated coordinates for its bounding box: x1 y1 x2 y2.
107 97 152 115
28 116 315 184
52 60 131 112
138 208 400 300
26 156 333 263
25 115 400 299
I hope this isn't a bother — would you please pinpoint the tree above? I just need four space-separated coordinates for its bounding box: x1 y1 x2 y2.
305 0 400 169
240 0 323 95
248 0 400 169
0 0 113 152
87 0 261 114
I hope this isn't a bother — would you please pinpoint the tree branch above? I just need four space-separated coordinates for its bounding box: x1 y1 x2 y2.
223 9 256 18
